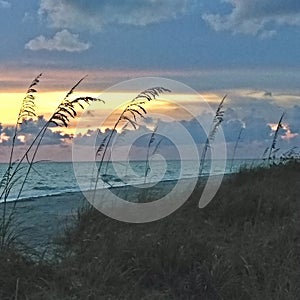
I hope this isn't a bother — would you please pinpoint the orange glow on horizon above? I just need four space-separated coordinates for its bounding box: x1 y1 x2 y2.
0 89 220 136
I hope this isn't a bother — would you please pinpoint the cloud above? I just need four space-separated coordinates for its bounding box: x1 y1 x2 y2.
55 91 300 160
72 100 289 148
0 116 72 146
39 0 191 31
0 1 10 9
25 30 90 52
286 105 300 134
202 0 300 37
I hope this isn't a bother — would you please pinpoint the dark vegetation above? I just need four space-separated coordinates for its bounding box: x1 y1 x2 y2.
0 161 299 299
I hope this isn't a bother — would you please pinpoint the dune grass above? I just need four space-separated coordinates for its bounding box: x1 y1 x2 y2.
199 95 226 178
0 161 299 299
0 75 104 251
94 87 170 190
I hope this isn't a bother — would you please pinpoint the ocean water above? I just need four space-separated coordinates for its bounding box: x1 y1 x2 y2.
0 159 263 202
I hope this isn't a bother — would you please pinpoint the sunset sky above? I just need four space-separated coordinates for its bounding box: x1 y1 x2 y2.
1 0 300 161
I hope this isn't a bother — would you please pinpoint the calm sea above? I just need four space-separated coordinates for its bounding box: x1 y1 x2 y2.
0 159 263 202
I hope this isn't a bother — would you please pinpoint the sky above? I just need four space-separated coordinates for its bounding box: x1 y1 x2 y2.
0 0 300 161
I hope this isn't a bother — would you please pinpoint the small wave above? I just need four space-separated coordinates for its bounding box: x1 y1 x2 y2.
33 186 58 191
0 187 82 204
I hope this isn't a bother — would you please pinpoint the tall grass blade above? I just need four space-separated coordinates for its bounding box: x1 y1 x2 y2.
230 127 244 172
267 112 285 164
94 87 171 192
199 95 227 176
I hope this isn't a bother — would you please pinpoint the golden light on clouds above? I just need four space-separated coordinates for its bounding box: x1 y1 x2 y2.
268 122 298 141
0 81 221 138
72 91 219 134
0 67 242 134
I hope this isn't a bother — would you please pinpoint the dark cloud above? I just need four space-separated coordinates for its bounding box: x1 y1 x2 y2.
242 115 273 142
223 119 244 142
180 117 208 144
72 100 293 150
286 105 300 134
0 116 72 146
74 129 106 146
203 0 300 37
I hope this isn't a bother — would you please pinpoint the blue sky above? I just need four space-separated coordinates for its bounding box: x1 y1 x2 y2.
1 0 300 161
0 0 300 77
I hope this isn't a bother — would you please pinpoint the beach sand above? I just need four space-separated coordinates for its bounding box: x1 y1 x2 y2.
2 191 87 258
1 175 225 257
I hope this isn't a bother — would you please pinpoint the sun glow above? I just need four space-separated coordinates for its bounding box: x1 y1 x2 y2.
0 88 219 137
268 122 298 141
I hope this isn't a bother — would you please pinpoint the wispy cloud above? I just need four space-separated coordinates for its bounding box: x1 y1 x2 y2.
203 0 300 38
0 0 10 9
2 68 300 95
39 0 191 31
25 30 90 52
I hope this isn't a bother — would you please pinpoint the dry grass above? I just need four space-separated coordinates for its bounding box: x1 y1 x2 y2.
200 95 226 175
0 162 299 299
263 111 285 164
0 76 104 250
95 87 171 189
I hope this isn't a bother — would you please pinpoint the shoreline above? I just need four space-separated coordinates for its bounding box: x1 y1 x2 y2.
1 172 230 204
0 174 231 256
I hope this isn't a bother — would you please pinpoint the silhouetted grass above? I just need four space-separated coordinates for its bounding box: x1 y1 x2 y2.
0 74 42 249
0 76 104 250
0 162 299 299
230 127 244 172
94 87 171 190
263 111 285 164
200 95 226 175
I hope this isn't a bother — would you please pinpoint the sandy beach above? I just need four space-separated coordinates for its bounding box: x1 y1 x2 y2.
2 190 87 257
0 174 228 257
1 178 200 253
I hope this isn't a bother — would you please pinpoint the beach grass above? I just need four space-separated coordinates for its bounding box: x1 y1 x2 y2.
0 161 299 299
0 75 103 251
